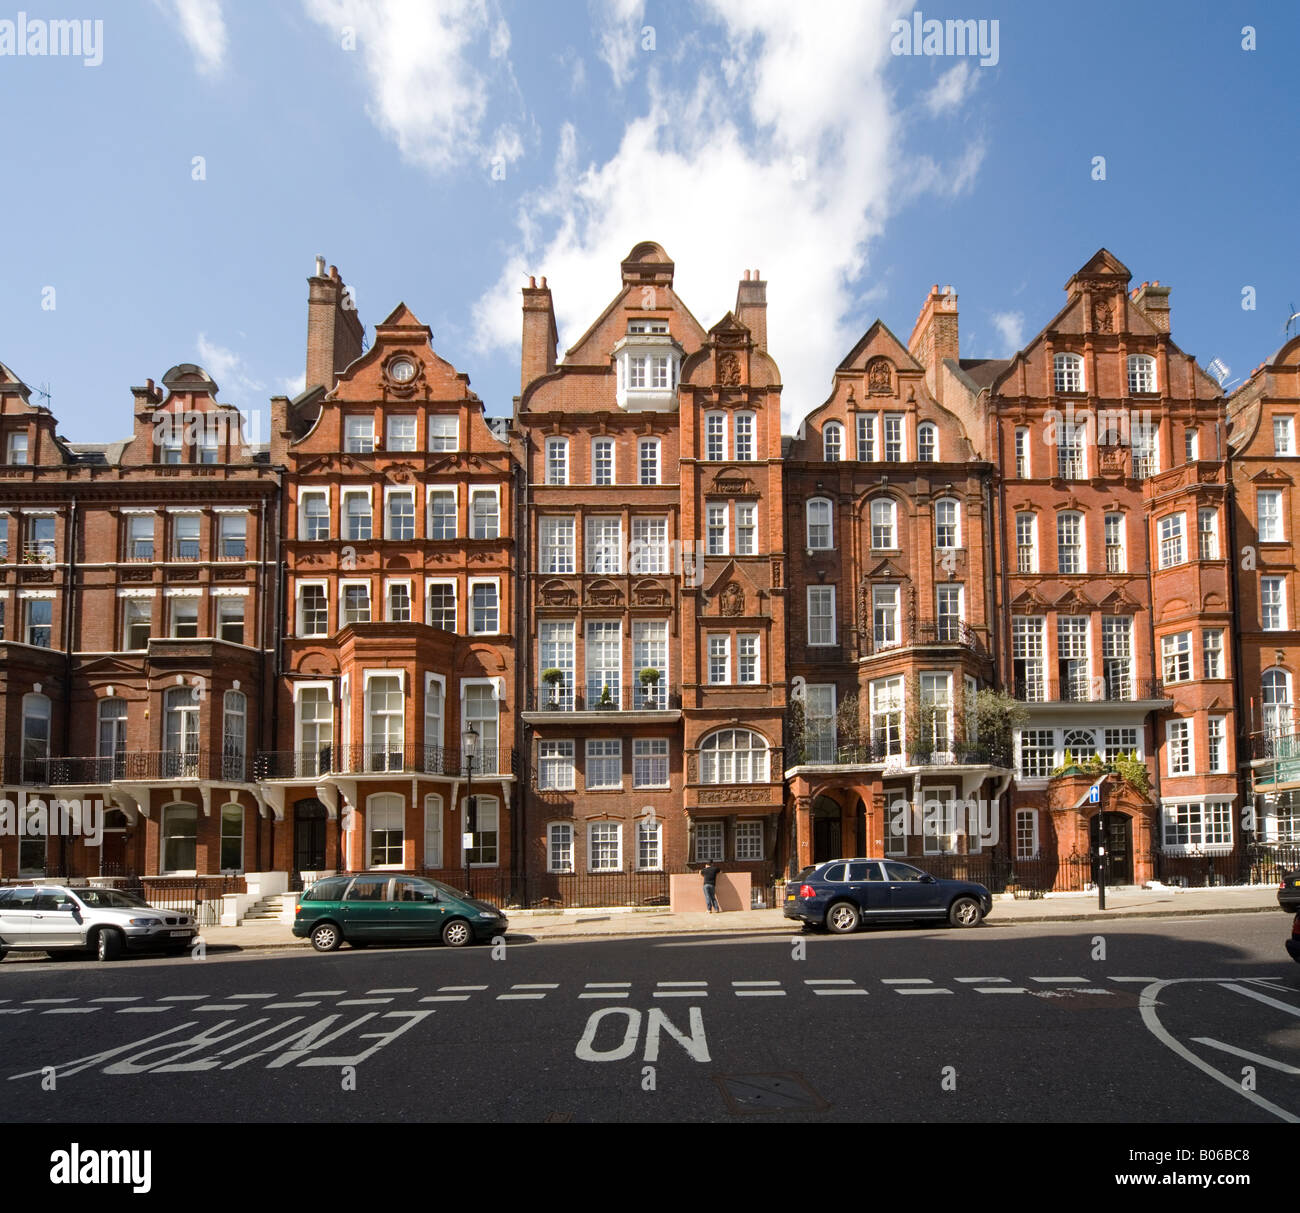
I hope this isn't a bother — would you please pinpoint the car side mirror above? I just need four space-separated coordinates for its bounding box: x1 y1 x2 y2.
921 875 937 884
422 892 438 903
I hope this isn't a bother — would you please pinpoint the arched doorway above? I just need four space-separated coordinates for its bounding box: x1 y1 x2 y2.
812 796 843 863
1089 811 1133 885
293 798 329 878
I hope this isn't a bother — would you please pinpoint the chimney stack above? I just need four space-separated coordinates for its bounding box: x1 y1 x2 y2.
1131 280 1171 333
735 268 767 349
521 275 559 395
908 283 960 404
305 258 364 395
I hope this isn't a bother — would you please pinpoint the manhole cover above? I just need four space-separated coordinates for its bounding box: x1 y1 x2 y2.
714 1072 828 1114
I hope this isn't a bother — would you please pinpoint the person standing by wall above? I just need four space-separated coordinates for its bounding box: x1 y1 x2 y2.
701 860 722 913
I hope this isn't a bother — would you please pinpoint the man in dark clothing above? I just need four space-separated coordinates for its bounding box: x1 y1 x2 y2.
701 861 722 913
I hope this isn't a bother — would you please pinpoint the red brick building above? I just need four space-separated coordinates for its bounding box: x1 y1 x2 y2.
515 244 787 898
0 359 278 887
267 265 522 891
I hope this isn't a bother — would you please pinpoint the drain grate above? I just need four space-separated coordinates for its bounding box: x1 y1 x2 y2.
714 1072 829 1114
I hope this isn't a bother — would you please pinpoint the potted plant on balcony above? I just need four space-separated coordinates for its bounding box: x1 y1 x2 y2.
597 683 614 708
639 667 661 707
541 668 565 708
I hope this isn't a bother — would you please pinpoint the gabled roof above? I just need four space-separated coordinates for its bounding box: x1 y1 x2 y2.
835 319 923 374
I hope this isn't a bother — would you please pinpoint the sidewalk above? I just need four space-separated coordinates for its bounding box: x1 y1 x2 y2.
198 883 1287 952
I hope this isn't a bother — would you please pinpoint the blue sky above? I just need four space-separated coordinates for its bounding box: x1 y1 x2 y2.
0 0 1295 443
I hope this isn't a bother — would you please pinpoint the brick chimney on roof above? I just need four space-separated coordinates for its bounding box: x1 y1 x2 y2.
909 283 960 404
1131 280 1172 333
305 257 364 395
521 275 558 395
735 268 767 349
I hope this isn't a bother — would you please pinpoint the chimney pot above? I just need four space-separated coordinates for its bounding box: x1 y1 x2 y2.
145 378 154 393
540 277 547 288
315 255 325 277
329 265 339 281
529 276 536 288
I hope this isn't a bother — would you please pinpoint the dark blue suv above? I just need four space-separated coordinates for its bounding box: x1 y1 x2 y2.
784 858 992 933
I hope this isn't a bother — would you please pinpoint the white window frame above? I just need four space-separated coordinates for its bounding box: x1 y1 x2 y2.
427 415 459 452
299 489 330 541
823 422 843 462
807 585 836 647
806 498 833 550
424 794 444 869
586 739 623 790
383 486 416 541
426 485 458 541
546 437 569 485
425 578 457 632
587 821 623 873
633 738 670 788
1258 490 1284 543
339 579 372 626
548 822 574 873
1166 719 1193 777
539 740 576 792
468 578 500 635
1262 576 1287 631
917 422 938 463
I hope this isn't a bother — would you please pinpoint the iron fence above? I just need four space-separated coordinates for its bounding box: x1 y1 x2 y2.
526 684 682 712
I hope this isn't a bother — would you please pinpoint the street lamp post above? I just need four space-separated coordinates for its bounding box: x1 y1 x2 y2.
462 724 479 896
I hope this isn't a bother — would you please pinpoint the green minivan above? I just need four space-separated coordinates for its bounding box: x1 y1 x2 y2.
293 873 509 951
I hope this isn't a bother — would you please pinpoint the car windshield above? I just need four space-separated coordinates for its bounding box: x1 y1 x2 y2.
69 888 148 908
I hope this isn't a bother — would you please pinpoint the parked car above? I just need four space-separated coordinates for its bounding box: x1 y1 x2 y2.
0 884 198 961
783 858 993 932
294 873 509 951
1278 870 1300 913
1288 913 1300 964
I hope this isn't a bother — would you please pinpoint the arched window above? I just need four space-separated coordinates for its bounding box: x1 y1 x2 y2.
220 803 244 872
21 692 50 783
917 422 938 462
163 687 200 778
161 803 197 874
222 690 246 781
1127 354 1156 394
98 698 127 779
1263 670 1293 738
870 498 897 549
367 792 405 868
823 422 843 462
806 498 833 550
934 498 960 548
1057 511 1084 574
699 728 769 784
1054 352 1084 393
1063 728 1097 763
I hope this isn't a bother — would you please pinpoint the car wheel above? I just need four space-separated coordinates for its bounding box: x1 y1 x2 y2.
948 897 983 928
825 901 861 934
441 918 473 948
94 929 123 962
310 922 343 952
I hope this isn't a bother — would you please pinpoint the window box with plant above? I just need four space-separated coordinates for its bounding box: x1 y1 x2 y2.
542 668 566 708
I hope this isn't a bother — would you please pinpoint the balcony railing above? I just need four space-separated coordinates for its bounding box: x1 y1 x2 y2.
793 737 1013 769
2 751 230 785
254 743 515 780
1251 731 1300 763
526 684 681 712
1012 676 1165 703
865 623 990 658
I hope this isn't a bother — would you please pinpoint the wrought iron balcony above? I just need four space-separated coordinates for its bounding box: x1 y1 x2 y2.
254 743 515 780
864 622 990 658
793 737 1012 769
1 751 238 785
526 683 681 712
1011 676 1165 703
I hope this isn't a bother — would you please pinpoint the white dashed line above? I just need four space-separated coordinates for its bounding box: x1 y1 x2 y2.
585 982 632 989
42 1007 100 1014
366 987 416 994
812 987 868 996
656 981 707 987
0 1009 33 1015
497 993 547 1000
298 989 346 997
956 977 1007 983
1220 983 1300 1018
438 985 488 992
227 993 275 1000
510 984 560 990
881 978 932 985
336 998 393 1006
735 989 786 997
266 1002 320 1010
1191 1037 1300 1075
975 987 1028 994
1030 977 1088 984
420 995 471 1003
159 995 207 1002
896 988 953 995
579 992 630 999
24 998 77 1005
117 1007 172 1014
805 978 855 985
92 997 142 1003
653 990 706 997
732 981 781 987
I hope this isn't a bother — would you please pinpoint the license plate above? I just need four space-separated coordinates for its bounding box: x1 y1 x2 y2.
169 930 191 937
785 894 795 901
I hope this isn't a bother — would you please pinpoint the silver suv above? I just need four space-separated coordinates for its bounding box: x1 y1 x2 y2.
0 885 197 961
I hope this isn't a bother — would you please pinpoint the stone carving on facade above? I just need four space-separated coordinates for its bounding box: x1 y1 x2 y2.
585 583 623 607
384 462 418 484
718 353 742 386
633 580 669 607
540 581 577 607
857 580 870 641
719 582 745 617
697 788 766 804
685 752 698 783
1092 297 1114 333
214 566 245 581
771 558 782 588
867 357 893 395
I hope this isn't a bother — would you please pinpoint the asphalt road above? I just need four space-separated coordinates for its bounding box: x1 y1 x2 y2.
2 913 1297 1132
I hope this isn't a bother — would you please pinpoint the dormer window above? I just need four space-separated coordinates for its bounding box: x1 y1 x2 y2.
7 433 29 465
615 323 681 411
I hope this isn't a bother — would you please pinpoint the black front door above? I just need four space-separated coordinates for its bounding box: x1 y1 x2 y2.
294 800 328 875
812 797 842 863
1090 812 1133 885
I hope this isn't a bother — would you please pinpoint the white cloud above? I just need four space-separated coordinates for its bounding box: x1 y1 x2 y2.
168 0 228 76
924 61 977 115
197 334 264 402
281 372 308 399
302 0 510 173
594 0 646 88
990 311 1025 354
475 0 970 432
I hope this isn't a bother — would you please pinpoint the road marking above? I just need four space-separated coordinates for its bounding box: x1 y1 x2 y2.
227 993 275 1000
881 979 931 985
975 987 1028 994
159 995 207 1002
298 989 345 997
117 1007 171 1013
812 988 868 996
92 997 141 1003
498 993 547 1000
735 989 786 997
420 995 471 1003
266 1002 320 1009
896 988 953 995
656 981 707 987
732 981 781 987
1191 1037 1300 1075
511 984 559 990
805 979 855 985
1220 983 1300 1018
197 1005 246 1012
367 987 416 994
585 982 632 989
1030 977 1088 984
0 1009 33 1015
336 998 393 1006
956 977 1006 983
42 1007 101 1014
24 998 77 1005
439 985 487 992
1137 978 1298 1125
579 992 630 999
